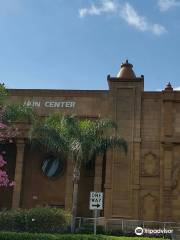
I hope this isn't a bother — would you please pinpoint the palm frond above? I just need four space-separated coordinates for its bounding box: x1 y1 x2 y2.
29 120 69 155
29 114 127 170
92 119 117 134
84 136 127 162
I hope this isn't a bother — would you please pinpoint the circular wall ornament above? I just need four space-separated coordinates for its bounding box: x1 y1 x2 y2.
41 155 64 178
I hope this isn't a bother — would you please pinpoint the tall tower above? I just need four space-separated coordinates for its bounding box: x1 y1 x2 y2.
104 60 144 219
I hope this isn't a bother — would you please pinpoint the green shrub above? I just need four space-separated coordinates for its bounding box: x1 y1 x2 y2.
0 232 165 240
0 207 70 233
0 232 106 240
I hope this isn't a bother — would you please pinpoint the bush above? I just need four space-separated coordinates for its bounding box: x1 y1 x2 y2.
0 232 165 240
0 232 108 240
0 207 70 233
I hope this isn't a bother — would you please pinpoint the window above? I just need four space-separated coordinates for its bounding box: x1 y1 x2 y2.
41 155 64 178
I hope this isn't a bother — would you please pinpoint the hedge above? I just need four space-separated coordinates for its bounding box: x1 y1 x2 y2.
0 232 165 240
0 207 70 233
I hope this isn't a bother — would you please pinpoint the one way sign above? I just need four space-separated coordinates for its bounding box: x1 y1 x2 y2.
89 192 103 210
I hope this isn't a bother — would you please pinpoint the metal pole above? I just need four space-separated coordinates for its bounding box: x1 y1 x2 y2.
94 210 97 235
79 217 82 229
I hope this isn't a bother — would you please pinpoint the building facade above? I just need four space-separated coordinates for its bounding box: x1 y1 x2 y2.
1 60 180 222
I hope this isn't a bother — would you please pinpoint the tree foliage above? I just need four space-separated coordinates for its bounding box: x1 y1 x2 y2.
0 83 35 187
30 114 127 168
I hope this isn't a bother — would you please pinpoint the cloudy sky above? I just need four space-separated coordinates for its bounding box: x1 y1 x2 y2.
0 0 180 91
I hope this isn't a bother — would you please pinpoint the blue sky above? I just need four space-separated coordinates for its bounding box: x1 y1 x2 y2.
0 0 180 91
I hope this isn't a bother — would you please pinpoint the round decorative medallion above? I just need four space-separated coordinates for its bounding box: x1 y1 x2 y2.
41 155 64 178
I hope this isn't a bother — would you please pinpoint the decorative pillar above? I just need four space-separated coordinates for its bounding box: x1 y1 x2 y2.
94 155 103 192
132 139 141 218
160 83 174 220
104 149 113 218
162 143 173 220
162 83 174 137
12 139 25 209
65 159 74 211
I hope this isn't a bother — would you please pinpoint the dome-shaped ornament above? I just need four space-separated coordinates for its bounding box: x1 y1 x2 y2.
164 82 173 91
117 59 136 79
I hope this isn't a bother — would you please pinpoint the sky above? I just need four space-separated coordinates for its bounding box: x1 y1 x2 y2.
0 0 180 91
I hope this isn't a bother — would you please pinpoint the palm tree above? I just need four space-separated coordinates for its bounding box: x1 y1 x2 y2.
29 113 127 233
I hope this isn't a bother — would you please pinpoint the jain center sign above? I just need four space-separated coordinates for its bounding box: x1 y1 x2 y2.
24 100 76 108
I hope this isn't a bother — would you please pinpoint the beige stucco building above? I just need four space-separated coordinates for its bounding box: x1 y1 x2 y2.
1 60 180 222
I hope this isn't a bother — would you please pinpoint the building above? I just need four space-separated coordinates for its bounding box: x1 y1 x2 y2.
0 60 180 222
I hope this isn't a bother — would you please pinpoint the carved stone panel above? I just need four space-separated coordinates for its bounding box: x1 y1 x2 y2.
172 166 180 221
141 194 158 221
172 166 180 194
142 153 159 176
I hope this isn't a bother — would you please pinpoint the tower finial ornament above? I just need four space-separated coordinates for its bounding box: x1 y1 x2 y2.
117 59 136 79
164 82 173 91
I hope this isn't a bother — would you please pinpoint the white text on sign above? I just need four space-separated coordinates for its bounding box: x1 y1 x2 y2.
23 100 76 109
89 192 103 210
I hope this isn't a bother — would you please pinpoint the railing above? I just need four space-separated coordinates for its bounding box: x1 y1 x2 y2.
75 217 180 238
76 217 179 229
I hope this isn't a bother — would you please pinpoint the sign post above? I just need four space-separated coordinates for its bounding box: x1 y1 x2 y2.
94 209 97 235
89 192 103 236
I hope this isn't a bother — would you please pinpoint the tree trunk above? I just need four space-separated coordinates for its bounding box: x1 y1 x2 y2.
71 168 80 233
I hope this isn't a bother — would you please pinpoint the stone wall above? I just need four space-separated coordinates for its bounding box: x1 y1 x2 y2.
1 75 180 222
